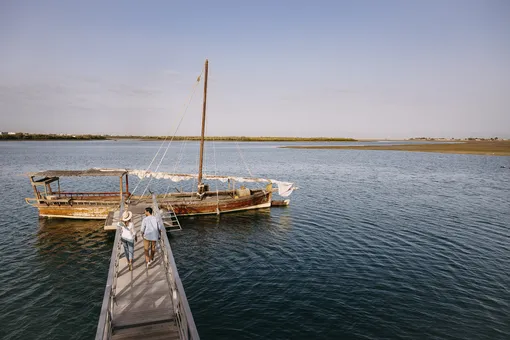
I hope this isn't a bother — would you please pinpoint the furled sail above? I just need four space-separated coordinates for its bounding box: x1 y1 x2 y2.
129 170 295 197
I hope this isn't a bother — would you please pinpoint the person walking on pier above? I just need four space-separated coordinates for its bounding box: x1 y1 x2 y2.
119 210 136 271
141 207 163 268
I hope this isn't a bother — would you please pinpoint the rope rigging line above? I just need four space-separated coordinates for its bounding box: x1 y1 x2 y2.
235 141 254 178
191 150 199 199
211 132 220 208
163 137 189 198
130 73 202 198
140 69 204 198
127 138 169 199
174 138 189 173
201 114 220 206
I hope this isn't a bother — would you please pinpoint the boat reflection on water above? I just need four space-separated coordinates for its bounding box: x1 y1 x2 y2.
180 208 274 232
169 208 294 256
26 218 113 338
37 217 110 242
275 209 293 233
35 218 113 270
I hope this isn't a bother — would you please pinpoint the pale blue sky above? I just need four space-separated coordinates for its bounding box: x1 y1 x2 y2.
1 0 509 138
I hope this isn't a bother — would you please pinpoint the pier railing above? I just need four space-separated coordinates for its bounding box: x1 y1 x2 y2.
95 205 124 340
96 198 198 340
152 194 200 340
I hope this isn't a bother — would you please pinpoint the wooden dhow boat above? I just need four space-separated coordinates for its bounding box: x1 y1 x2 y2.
25 168 293 219
25 60 295 219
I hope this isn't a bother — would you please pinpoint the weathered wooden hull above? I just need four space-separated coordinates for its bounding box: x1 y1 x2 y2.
36 205 113 219
271 199 290 207
30 190 272 219
164 190 272 216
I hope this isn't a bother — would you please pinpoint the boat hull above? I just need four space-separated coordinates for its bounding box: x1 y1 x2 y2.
29 190 272 219
36 205 113 219
271 199 290 207
164 190 272 216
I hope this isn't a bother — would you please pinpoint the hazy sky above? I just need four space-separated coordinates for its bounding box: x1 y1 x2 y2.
1 0 509 138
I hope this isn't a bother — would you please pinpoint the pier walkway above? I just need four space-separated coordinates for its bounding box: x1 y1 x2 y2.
96 199 198 340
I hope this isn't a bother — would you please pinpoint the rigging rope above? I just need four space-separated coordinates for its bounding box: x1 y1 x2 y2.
235 141 254 178
129 69 203 198
128 138 168 199
163 137 189 198
140 70 204 197
191 149 199 198
208 117 221 209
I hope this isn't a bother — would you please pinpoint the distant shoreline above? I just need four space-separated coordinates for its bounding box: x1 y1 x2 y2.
0 134 357 142
0 134 107 141
280 141 510 156
1 134 507 146
137 136 358 142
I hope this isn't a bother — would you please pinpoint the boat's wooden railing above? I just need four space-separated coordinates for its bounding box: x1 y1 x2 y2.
25 192 131 206
64 200 120 206
25 197 122 206
151 194 200 340
24 198 40 206
57 192 130 198
95 205 124 340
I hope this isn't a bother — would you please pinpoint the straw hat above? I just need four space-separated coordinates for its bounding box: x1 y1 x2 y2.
122 211 133 222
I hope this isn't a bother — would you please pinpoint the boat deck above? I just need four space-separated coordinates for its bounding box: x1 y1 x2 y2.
111 213 179 339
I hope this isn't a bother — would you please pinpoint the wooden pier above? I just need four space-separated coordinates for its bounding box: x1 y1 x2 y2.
96 199 198 340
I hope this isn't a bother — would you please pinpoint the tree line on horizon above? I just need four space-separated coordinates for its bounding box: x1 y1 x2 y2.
0 133 106 140
0 133 357 142
3 133 506 142
138 136 358 142
409 137 502 141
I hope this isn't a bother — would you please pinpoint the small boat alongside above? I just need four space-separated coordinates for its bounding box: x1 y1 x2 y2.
271 199 290 207
25 168 129 219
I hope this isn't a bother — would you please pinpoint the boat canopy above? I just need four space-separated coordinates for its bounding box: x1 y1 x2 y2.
28 168 128 177
129 170 295 197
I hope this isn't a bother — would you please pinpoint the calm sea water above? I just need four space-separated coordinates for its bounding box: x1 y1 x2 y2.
0 140 509 340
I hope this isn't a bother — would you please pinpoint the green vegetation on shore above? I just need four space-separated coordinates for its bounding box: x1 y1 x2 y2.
0 133 106 140
0 133 357 142
280 140 510 156
137 136 358 142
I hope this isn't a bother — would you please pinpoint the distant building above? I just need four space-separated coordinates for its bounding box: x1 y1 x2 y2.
7 132 16 135
0 132 7 135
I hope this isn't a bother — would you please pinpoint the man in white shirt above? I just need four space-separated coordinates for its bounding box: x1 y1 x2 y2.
140 207 163 268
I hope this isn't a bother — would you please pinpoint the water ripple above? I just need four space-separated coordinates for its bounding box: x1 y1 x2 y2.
0 141 509 339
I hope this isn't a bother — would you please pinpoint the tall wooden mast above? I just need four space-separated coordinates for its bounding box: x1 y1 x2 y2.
197 59 208 192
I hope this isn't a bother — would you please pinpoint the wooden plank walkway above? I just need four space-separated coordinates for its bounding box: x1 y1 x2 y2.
111 213 179 339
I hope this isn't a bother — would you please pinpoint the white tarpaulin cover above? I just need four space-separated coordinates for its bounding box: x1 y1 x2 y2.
128 170 294 197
